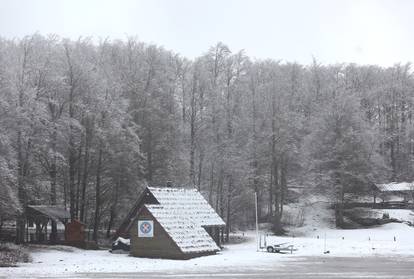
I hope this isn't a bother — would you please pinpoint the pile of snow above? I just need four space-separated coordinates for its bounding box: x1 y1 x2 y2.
112 237 130 246
111 237 130 253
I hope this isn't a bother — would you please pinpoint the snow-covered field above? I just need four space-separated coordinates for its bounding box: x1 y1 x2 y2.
281 199 414 256
2 198 414 278
1 235 287 277
271 222 414 256
2 222 414 278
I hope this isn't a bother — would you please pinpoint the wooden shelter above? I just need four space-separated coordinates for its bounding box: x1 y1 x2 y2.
372 182 414 205
116 186 226 259
26 205 70 243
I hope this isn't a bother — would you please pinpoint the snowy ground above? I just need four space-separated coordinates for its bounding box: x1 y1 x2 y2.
1 235 287 278
2 198 414 278
282 198 414 256
2 222 414 278
270 222 414 256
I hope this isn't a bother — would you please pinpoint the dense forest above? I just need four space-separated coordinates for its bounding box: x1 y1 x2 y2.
1 35 413 242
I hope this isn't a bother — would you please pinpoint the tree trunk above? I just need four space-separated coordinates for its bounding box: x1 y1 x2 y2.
50 122 58 243
107 176 120 238
16 142 27 244
189 120 195 185
271 157 282 234
68 137 76 220
280 156 287 216
93 142 103 242
268 163 274 218
197 150 204 191
209 162 214 204
225 176 233 242
75 135 83 219
335 173 344 228
218 169 225 244
251 73 260 219
189 74 197 185
390 141 396 180
216 166 224 213
146 126 153 184
15 44 29 245
65 44 77 221
80 122 91 223
270 90 282 234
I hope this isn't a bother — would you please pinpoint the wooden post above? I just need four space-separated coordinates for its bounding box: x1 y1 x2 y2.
218 227 221 247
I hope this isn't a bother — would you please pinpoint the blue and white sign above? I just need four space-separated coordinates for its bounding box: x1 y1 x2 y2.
138 220 154 237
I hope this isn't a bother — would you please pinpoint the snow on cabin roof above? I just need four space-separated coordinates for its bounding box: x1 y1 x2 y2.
375 182 414 192
145 204 220 254
147 187 225 227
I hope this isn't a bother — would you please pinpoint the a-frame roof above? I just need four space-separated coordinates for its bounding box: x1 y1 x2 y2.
147 187 225 227
116 186 225 239
144 204 220 253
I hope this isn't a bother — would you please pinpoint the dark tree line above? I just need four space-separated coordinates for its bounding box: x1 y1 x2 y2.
0 35 412 242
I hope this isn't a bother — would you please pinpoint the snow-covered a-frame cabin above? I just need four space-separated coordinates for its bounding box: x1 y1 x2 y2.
115 186 226 259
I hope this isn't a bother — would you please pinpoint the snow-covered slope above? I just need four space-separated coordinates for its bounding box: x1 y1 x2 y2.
284 195 335 236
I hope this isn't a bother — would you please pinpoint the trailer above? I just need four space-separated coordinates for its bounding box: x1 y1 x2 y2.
259 234 297 254
266 243 297 254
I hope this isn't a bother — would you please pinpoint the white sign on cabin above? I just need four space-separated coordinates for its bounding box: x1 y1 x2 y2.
138 220 154 237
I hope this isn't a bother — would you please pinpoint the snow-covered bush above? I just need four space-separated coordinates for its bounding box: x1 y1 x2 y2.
0 243 31 267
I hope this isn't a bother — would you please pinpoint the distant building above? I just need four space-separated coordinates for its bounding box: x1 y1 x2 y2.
116 186 226 259
372 182 414 204
1 205 87 247
26 205 70 242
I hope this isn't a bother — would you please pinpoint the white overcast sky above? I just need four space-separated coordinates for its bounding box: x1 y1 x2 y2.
0 0 412 66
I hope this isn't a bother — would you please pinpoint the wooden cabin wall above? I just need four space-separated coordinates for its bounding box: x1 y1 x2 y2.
129 208 184 259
